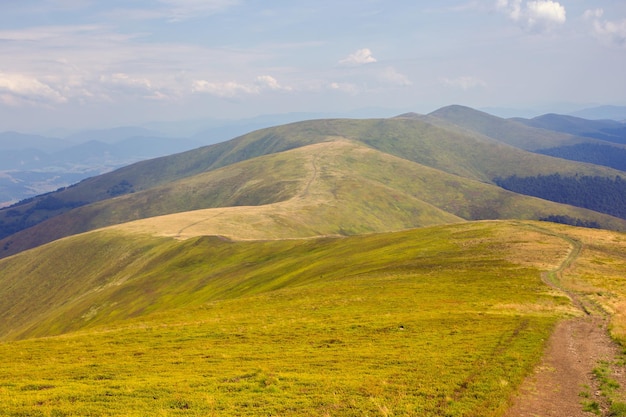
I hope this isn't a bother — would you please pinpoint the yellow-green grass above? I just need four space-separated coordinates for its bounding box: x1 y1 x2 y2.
9 138 626 260
533 222 626 343
102 141 626 242
1 221 573 341
0 221 577 416
5 116 626 259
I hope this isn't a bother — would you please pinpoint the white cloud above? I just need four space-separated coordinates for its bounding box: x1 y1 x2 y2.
192 80 258 97
583 9 604 21
496 0 522 20
192 75 290 98
255 75 292 91
527 1 565 25
158 0 240 21
102 73 153 89
496 0 566 31
339 48 377 66
585 9 626 47
379 67 412 86
0 24 102 42
0 21 274 106
97 73 173 100
0 73 67 106
103 0 240 22
440 76 486 90
329 82 358 94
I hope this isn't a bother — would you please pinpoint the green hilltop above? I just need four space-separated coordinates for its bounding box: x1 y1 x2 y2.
424 104 593 151
2 113 626 257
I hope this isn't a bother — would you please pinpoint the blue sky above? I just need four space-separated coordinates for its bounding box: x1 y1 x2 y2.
0 0 625 131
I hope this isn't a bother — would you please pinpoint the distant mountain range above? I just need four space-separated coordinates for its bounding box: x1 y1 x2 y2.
481 104 626 121
2 106 624 208
0 111 395 207
2 104 626 258
568 105 626 121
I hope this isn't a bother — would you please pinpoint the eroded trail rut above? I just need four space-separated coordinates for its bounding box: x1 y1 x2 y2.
504 227 625 417
504 317 619 416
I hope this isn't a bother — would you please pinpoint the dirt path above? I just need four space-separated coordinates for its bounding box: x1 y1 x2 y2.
504 227 626 417
504 316 620 417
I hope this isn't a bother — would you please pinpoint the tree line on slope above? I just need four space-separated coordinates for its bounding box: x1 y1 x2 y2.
536 143 626 172
495 173 626 220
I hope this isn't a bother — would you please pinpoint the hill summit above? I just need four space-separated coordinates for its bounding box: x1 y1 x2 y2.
2 107 626 257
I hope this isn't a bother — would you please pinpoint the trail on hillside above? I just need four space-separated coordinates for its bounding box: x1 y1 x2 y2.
504 226 626 417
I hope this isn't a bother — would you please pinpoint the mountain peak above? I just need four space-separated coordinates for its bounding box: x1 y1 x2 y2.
392 112 423 119
428 104 496 119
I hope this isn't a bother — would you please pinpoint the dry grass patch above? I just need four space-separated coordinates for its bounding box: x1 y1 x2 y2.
524 223 626 344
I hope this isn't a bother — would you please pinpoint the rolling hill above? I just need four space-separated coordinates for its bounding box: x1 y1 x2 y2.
3 113 626 258
424 105 591 151
512 113 626 144
1 218 626 415
426 105 626 173
2 106 626 415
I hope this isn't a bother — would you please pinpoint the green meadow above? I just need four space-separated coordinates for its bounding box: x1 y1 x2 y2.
0 221 580 416
4 109 626 417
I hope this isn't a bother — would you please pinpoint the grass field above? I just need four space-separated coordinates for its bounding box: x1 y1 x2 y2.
3 112 626 416
541 223 626 343
0 221 583 416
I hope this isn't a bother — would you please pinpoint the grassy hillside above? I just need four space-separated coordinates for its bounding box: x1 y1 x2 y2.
513 113 626 144
3 140 626 258
426 105 595 151
0 220 586 416
3 114 625 251
546 223 626 340
0 119 333 241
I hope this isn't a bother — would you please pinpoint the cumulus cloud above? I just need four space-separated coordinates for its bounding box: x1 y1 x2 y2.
527 1 565 24
97 73 172 100
440 76 486 90
496 0 566 31
255 75 291 91
339 48 377 66
379 67 412 86
0 73 67 106
585 9 626 47
192 75 290 98
101 73 152 89
192 80 258 97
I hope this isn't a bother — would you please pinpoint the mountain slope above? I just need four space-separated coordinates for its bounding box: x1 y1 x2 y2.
108 141 626 240
3 139 626 258
0 220 573 342
3 219 626 415
0 220 583 416
512 113 626 144
426 105 594 151
3 113 626 258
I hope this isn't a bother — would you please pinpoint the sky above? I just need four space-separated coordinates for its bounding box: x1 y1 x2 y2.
0 0 625 132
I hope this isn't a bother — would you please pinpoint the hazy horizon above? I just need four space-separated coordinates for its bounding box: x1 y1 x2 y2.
1 1 625 132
